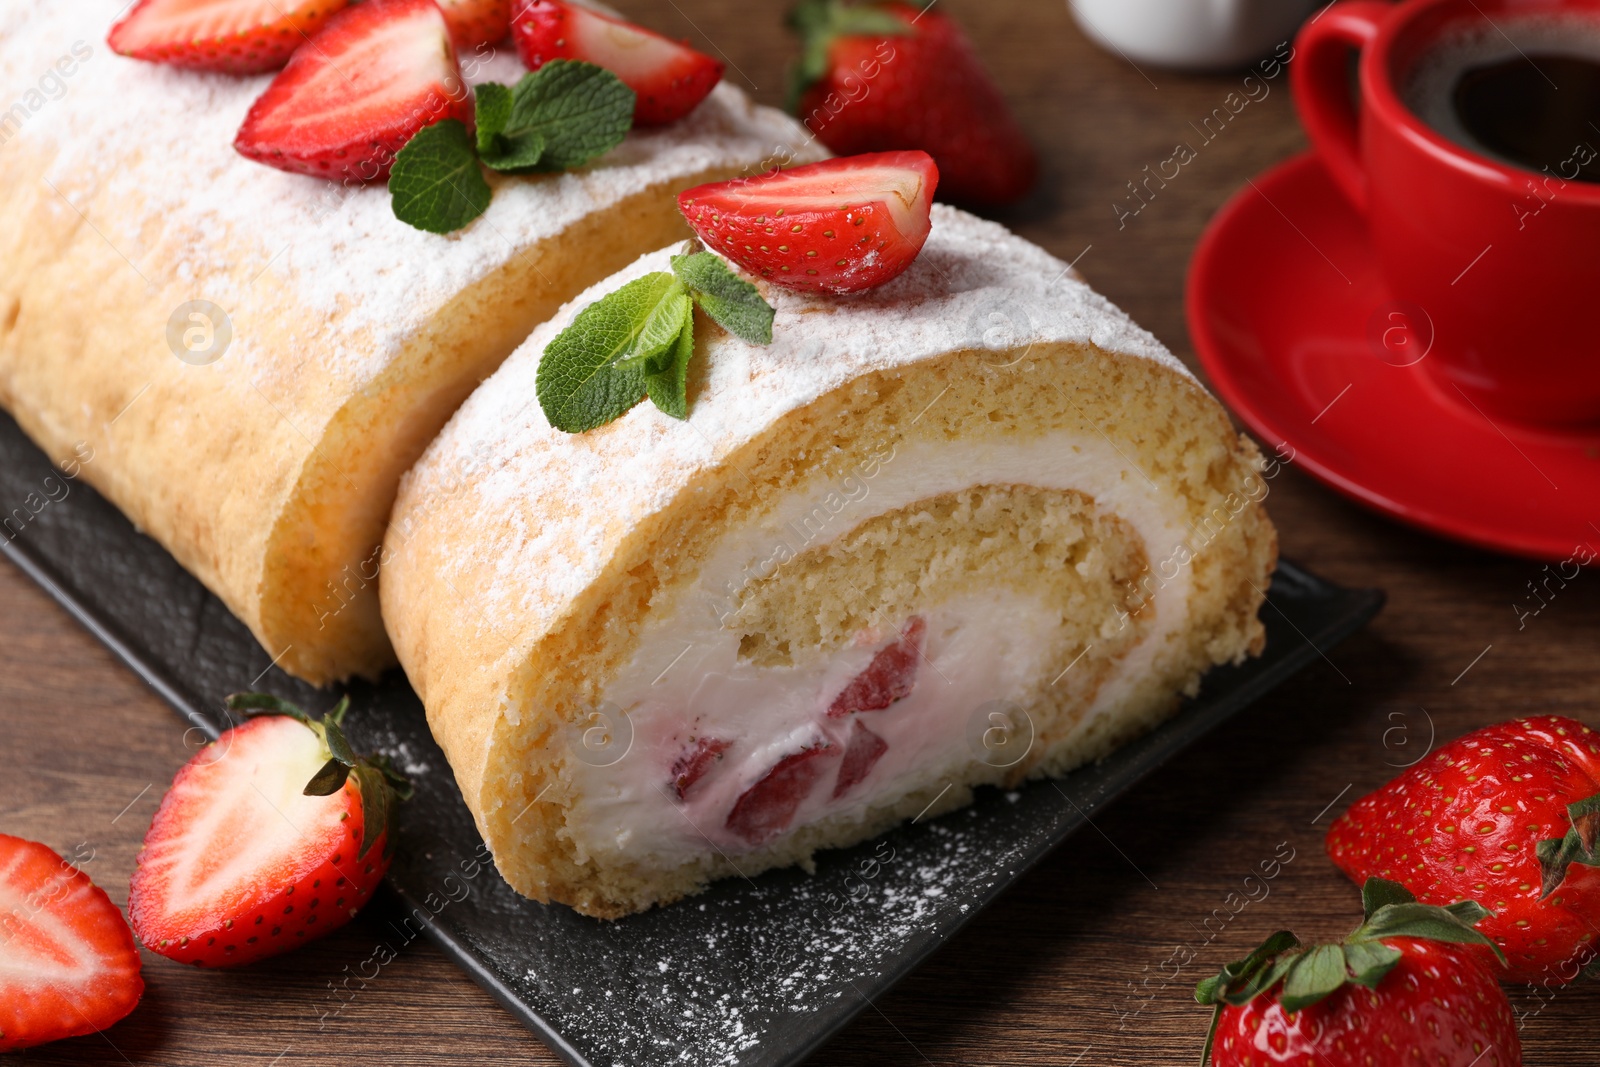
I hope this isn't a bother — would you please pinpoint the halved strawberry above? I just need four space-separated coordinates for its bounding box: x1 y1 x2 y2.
438 0 510 51
108 0 350 74
827 616 925 716
512 0 723 125
0 835 142 1052
128 693 410 967
677 152 938 294
833 721 888 798
234 0 471 182
726 742 836 846
669 735 730 800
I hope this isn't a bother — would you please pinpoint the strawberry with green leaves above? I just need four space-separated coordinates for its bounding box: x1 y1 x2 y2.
787 0 1037 206
1196 879 1519 1067
1327 716 1600 984
129 693 410 967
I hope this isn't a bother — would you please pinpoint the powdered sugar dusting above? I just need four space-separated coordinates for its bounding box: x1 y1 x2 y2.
0 1 815 395
396 205 1192 650
500 803 1066 1065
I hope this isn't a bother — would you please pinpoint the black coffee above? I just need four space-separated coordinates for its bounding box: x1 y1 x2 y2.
1403 17 1600 182
1455 54 1600 182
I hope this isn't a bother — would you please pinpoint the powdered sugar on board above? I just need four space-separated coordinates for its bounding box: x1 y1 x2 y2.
396 204 1196 645
502 803 1064 1066
0 1 816 390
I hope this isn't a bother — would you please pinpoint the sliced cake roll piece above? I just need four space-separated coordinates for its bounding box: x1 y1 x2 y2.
383 206 1278 918
0 0 816 684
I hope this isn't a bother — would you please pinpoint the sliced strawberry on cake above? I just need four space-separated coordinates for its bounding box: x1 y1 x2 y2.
128 694 410 967
512 0 724 125
438 0 510 51
677 151 939 293
234 0 471 182
0 835 143 1052
109 0 351 74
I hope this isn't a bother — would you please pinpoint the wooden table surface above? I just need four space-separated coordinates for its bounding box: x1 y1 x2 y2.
5 2 1597 1064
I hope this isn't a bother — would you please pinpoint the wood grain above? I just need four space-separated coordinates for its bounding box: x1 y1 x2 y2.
4 1 1596 1063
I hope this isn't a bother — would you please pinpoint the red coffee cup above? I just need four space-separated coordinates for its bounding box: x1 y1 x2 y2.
1293 0 1600 426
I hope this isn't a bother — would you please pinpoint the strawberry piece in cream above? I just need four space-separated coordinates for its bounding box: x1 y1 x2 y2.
826 617 926 717
832 721 889 799
725 742 838 846
669 736 730 800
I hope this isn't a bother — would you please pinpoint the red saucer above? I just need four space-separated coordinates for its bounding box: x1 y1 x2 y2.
1188 151 1600 562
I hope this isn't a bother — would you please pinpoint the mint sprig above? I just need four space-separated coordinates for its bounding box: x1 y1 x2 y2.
390 61 634 233
480 59 635 172
536 251 775 432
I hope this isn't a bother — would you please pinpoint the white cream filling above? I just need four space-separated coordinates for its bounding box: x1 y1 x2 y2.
560 434 1194 868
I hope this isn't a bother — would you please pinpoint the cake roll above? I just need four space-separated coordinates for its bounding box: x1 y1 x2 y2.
0 1 816 683
382 206 1279 917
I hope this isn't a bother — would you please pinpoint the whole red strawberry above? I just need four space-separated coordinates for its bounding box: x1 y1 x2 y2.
129 693 410 967
787 0 1037 206
1327 716 1600 984
1196 879 1519 1067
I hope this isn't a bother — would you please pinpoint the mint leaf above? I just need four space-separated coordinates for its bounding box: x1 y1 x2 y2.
670 251 774 345
389 119 492 233
475 82 513 156
495 60 633 173
645 308 697 420
476 78 548 172
618 286 691 373
537 272 691 433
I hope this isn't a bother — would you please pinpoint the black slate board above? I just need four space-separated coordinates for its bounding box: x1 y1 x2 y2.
0 409 1382 1067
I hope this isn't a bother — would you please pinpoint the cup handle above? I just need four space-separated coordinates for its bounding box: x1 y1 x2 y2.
1290 1 1389 214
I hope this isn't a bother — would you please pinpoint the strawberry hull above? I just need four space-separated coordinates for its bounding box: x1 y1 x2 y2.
1213 940 1519 1067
